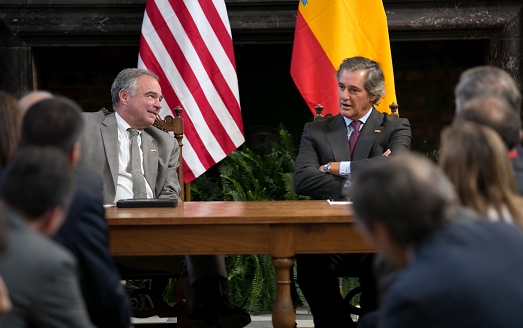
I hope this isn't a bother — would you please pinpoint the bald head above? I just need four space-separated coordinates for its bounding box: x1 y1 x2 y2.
19 91 53 115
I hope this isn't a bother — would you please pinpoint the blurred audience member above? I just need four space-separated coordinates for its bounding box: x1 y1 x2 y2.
18 90 53 114
0 147 94 328
352 154 523 328
0 91 22 169
439 122 523 227
0 207 12 324
454 66 521 112
20 97 131 328
453 96 523 195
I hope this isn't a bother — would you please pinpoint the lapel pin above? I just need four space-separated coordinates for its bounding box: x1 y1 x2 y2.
374 129 381 133
151 149 157 152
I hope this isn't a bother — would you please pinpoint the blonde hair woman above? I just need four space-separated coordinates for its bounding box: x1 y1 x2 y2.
439 121 523 227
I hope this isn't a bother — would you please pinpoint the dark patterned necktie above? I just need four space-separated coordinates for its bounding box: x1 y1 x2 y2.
128 128 147 199
349 120 362 157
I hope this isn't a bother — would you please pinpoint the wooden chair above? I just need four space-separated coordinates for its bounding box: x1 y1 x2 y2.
153 106 189 201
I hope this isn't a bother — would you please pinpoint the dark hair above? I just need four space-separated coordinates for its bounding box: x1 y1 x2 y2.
352 154 456 246
0 147 74 219
455 66 522 112
0 205 8 257
20 96 84 153
336 56 386 105
453 97 521 150
0 91 22 168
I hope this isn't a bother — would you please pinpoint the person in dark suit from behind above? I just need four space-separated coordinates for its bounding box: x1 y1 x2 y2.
293 56 411 327
0 206 12 324
0 147 94 328
352 154 523 328
20 97 131 328
454 66 523 194
453 96 523 196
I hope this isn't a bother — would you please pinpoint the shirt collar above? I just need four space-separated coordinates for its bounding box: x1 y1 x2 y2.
343 106 373 127
115 112 141 136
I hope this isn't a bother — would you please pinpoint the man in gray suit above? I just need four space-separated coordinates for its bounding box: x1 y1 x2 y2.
80 68 250 328
0 147 93 328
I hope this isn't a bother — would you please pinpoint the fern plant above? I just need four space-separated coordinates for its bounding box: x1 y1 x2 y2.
191 126 308 314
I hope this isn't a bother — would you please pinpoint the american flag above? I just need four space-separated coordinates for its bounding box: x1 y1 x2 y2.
138 0 245 183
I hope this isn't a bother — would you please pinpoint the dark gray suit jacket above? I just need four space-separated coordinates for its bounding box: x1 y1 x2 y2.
0 209 93 328
294 108 411 199
79 111 181 203
383 219 523 328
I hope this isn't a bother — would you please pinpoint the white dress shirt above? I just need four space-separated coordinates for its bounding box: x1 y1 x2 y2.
114 112 154 202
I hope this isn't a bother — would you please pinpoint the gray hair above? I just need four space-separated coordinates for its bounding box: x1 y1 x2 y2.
453 96 521 150
455 66 522 113
111 68 159 110
336 56 386 105
352 154 457 246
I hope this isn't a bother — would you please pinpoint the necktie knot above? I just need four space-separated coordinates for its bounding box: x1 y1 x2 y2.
128 128 139 138
350 120 361 132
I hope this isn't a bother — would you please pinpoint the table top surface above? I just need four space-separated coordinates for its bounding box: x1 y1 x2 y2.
106 200 355 226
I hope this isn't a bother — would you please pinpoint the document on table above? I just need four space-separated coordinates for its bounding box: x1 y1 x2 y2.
327 199 352 205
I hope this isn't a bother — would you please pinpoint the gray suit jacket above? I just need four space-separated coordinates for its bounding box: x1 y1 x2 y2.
294 108 411 200
79 111 181 203
0 209 93 328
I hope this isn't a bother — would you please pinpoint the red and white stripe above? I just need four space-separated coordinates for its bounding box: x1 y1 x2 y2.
139 0 244 183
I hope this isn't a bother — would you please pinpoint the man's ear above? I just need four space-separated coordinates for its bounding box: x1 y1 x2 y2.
369 94 377 103
69 142 80 167
39 206 66 237
119 89 129 106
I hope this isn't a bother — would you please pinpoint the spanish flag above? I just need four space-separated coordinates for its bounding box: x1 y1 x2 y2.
291 0 396 116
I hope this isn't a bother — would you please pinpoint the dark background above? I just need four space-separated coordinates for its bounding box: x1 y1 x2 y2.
33 39 488 152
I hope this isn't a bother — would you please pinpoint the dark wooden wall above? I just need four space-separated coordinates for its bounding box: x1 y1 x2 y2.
0 0 522 151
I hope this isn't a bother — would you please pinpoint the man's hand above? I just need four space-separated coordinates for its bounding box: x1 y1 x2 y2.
382 149 391 157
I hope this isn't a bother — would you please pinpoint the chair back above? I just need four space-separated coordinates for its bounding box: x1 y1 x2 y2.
153 106 187 201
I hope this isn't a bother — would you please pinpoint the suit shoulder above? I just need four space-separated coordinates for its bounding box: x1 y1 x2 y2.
8 228 76 271
82 111 109 130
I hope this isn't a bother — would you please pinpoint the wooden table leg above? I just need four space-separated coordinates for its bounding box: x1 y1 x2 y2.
271 257 295 328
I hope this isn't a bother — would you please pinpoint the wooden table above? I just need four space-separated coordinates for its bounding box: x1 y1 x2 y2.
106 200 374 328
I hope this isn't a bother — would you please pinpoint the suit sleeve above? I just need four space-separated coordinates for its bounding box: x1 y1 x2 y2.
294 123 347 200
383 297 428 328
54 188 132 328
351 117 411 175
158 139 181 201
34 255 95 328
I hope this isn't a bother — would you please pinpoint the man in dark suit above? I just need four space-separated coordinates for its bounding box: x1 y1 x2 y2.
293 56 411 327
0 147 94 328
454 66 523 195
20 97 132 328
352 154 523 328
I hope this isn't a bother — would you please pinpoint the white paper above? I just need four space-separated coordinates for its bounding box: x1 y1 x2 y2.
327 199 352 205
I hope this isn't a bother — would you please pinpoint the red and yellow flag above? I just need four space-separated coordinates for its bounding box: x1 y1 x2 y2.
291 0 396 116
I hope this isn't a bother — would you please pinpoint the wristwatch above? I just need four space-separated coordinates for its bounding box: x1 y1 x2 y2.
323 162 331 174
